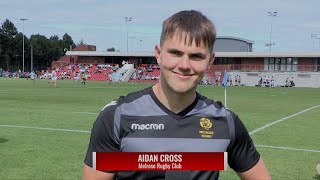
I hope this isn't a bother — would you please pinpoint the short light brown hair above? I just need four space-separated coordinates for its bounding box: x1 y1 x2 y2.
160 10 216 53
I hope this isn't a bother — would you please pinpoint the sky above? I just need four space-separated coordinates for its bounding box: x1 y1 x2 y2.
1 0 320 53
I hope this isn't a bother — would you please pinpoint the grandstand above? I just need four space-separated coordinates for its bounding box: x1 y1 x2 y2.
50 37 320 88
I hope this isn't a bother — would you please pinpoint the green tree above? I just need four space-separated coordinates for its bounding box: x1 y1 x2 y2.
30 34 50 69
0 19 19 71
62 33 75 51
49 35 64 65
0 19 80 71
13 33 27 71
107 47 116 52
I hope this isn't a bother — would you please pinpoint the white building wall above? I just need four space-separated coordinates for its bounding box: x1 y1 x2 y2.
231 71 320 88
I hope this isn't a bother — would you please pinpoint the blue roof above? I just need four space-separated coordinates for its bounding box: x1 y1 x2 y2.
217 36 255 44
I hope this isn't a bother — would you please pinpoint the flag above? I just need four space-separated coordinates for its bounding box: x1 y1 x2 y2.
222 70 228 88
222 70 228 108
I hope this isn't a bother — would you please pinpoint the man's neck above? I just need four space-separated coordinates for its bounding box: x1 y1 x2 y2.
152 83 196 114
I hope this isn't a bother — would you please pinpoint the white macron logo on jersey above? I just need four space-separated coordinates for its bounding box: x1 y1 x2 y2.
131 123 164 130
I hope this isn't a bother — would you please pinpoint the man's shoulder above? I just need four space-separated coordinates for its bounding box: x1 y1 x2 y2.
196 92 239 120
196 92 225 110
120 86 153 104
101 86 153 112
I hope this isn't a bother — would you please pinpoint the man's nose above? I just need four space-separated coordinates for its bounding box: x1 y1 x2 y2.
178 56 191 70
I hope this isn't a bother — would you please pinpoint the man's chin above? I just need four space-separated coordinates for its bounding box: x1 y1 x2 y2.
160 79 198 94
171 84 195 94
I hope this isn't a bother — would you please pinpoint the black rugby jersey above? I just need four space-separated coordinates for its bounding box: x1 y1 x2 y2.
84 86 260 180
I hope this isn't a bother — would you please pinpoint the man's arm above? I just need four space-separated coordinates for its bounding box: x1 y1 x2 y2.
237 158 271 180
83 164 115 180
83 100 121 180
226 111 270 179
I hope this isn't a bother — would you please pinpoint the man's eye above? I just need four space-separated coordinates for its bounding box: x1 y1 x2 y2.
190 55 203 60
170 51 182 56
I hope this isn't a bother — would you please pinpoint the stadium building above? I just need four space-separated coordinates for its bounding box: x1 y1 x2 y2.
53 36 320 88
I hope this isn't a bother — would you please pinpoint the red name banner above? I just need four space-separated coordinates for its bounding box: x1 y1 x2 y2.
94 152 227 171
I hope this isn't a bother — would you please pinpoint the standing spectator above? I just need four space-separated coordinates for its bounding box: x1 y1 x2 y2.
235 75 238 86
258 76 262 87
285 77 289 87
49 69 57 87
237 75 241 86
229 74 233 86
270 75 275 88
290 76 295 87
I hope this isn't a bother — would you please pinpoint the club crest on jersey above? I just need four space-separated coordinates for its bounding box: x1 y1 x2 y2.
199 118 214 138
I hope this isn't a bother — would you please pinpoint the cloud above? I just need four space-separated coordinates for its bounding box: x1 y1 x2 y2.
2 0 320 52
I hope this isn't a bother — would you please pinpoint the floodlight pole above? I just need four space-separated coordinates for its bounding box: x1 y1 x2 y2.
124 17 132 53
267 11 277 52
311 34 318 50
20 18 28 73
139 39 143 51
30 45 33 72
316 37 320 49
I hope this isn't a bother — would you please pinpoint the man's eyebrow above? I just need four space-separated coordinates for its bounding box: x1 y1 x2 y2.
167 49 205 55
167 48 183 53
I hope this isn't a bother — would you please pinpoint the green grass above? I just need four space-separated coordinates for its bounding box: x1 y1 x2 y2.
0 78 319 179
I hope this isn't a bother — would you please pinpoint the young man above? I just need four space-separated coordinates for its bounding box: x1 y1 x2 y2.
30 71 37 84
80 71 86 85
48 69 57 88
83 10 270 180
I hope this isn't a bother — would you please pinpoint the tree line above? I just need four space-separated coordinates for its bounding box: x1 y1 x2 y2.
0 19 76 72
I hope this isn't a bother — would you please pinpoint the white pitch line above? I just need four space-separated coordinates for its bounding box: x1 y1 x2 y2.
250 105 320 135
0 124 90 133
256 144 320 153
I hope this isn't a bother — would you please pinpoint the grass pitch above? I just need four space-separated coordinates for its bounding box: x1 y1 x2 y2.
0 78 319 179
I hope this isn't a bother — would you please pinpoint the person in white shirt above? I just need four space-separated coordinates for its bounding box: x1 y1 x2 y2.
49 69 58 87
30 71 37 84
270 75 275 88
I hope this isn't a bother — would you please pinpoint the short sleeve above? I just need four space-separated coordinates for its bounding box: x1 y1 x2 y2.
84 102 120 168
227 113 260 172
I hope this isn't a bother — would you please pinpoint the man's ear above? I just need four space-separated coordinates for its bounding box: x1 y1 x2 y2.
207 52 215 71
155 45 161 65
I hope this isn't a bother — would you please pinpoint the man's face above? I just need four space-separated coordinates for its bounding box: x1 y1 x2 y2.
155 32 215 94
